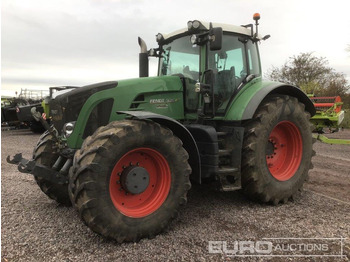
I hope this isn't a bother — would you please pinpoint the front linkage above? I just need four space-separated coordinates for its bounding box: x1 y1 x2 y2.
7 153 69 184
7 108 73 185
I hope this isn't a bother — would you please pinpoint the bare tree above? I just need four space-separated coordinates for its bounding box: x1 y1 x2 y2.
266 52 350 110
266 52 333 94
318 72 349 96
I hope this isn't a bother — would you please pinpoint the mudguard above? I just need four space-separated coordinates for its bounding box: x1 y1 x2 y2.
225 79 316 121
117 111 202 184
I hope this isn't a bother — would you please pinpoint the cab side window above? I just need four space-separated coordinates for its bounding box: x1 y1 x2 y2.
247 41 261 76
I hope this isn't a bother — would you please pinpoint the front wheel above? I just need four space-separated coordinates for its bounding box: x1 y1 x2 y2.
33 131 71 206
242 95 314 205
69 120 191 242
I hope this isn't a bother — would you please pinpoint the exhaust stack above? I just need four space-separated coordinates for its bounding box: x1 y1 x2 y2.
138 37 149 77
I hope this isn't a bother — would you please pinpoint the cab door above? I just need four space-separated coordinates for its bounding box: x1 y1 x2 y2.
208 34 248 114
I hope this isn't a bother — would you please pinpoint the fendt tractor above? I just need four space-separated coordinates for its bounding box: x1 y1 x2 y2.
8 14 316 242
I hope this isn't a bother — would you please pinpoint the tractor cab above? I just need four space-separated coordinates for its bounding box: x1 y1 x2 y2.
140 17 267 117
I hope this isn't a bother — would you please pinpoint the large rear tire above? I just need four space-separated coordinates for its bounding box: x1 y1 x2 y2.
242 95 314 205
69 120 191 242
33 131 71 206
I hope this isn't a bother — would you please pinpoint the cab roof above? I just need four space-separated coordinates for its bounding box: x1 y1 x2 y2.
161 21 252 41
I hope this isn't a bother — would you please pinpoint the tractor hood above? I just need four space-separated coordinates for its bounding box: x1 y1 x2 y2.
112 75 184 110
49 76 184 134
49 81 118 132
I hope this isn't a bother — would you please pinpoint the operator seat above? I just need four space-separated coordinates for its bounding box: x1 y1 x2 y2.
216 66 236 100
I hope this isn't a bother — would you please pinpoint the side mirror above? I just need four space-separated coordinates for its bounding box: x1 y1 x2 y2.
209 27 223 51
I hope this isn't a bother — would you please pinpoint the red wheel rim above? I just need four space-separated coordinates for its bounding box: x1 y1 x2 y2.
109 148 171 218
266 121 303 181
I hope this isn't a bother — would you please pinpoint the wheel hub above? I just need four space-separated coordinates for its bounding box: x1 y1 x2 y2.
266 139 276 156
120 166 150 194
266 121 302 181
109 147 171 218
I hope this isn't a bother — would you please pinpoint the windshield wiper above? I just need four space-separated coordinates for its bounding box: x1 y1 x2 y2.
235 74 255 94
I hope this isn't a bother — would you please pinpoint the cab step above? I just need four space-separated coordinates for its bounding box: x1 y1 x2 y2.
217 166 238 174
216 131 228 137
218 149 232 156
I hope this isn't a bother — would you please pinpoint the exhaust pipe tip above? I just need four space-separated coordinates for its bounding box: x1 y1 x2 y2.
138 37 149 77
138 37 148 53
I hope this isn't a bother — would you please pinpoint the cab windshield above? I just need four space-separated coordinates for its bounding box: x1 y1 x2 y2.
158 33 261 113
159 36 200 81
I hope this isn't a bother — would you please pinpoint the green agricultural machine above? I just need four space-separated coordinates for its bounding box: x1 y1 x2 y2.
310 96 344 132
8 14 316 242
309 95 350 145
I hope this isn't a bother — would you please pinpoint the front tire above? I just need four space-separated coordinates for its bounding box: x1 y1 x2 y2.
242 95 314 204
33 131 71 206
69 120 191 242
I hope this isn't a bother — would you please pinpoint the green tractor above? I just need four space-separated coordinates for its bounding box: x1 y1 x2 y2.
8 14 316 242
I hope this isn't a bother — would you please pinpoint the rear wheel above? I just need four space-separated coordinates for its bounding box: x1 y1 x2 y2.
242 95 314 204
33 131 71 206
69 120 191 242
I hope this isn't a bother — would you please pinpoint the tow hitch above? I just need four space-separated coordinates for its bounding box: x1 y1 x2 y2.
6 107 71 184
7 153 70 184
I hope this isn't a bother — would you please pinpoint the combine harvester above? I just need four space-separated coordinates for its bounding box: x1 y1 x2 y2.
310 95 350 145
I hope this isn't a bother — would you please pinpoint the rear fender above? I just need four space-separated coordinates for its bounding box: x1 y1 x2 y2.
225 79 316 120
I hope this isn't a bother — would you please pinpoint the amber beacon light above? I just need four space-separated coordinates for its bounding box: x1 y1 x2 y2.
253 13 260 21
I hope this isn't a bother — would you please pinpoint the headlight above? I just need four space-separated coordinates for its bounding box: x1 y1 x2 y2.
63 121 76 138
192 20 200 29
190 34 198 45
187 20 203 31
156 33 164 42
187 21 193 30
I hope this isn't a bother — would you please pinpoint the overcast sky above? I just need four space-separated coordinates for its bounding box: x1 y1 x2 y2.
2 0 350 96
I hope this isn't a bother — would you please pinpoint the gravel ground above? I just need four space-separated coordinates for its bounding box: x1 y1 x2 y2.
305 130 350 203
1 129 350 261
